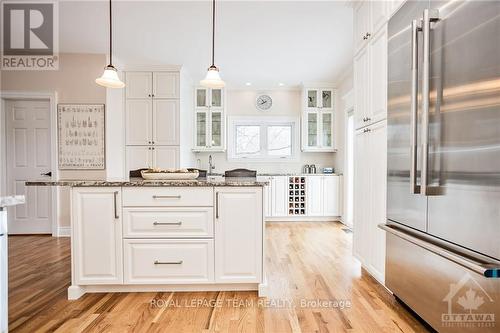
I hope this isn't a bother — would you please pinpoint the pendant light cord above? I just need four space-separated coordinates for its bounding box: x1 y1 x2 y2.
211 0 215 67
109 0 113 66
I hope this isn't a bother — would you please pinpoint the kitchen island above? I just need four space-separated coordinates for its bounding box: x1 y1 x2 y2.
26 178 267 300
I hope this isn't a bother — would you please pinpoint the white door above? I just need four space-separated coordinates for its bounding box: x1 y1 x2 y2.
6 100 52 234
153 146 179 169
306 176 323 216
353 128 369 263
153 100 179 145
126 100 152 145
354 46 369 129
153 72 179 98
345 111 355 227
126 72 152 99
369 26 387 124
367 121 387 283
323 176 340 216
126 146 152 173
72 187 123 284
271 176 287 217
214 187 262 283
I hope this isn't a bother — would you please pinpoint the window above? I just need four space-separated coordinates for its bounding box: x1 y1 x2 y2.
229 117 296 160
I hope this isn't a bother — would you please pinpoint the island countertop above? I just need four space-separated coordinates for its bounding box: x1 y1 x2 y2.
25 177 267 187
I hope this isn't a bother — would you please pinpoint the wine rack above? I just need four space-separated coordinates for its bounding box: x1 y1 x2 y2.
288 176 306 215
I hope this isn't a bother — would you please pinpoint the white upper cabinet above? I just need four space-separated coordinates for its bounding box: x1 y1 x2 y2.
354 1 370 53
214 187 263 283
126 100 153 145
370 0 388 35
302 87 336 152
153 100 179 145
153 72 180 99
193 87 225 152
126 72 179 99
368 26 388 125
126 72 152 99
72 188 123 285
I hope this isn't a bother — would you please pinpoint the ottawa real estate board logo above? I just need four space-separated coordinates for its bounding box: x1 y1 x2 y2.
1 1 58 70
442 273 496 329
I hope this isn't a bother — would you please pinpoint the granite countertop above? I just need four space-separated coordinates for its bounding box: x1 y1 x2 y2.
0 195 26 208
25 177 267 187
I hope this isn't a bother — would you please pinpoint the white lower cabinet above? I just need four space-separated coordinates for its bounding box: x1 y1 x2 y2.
271 176 287 217
72 187 123 285
323 176 340 216
353 120 386 283
214 187 263 283
306 176 323 216
70 186 264 298
123 239 214 284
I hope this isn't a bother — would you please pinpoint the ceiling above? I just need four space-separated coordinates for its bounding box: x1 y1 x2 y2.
59 1 353 88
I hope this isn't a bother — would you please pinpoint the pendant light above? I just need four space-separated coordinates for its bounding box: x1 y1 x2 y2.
200 0 225 88
96 0 125 88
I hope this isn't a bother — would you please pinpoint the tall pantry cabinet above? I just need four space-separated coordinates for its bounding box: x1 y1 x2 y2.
351 0 404 285
125 71 181 174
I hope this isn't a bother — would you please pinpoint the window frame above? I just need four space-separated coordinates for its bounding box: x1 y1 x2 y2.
227 116 299 161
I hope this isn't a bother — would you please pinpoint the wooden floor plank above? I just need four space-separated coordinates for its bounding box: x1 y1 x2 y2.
8 222 430 333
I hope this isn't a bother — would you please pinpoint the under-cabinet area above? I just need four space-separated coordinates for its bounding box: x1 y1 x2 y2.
68 182 264 300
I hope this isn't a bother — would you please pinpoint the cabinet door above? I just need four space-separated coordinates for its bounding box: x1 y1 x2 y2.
72 188 123 285
271 176 287 217
354 46 369 129
367 121 387 282
126 72 152 99
370 0 387 34
210 111 223 149
153 146 179 169
305 112 319 148
195 88 209 108
126 100 152 145
127 146 153 172
194 111 208 148
323 176 340 216
368 26 387 124
153 99 179 145
210 89 223 109
305 89 319 110
306 176 323 216
354 1 370 52
153 72 179 98
353 129 370 264
320 89 334 110
215 187 263 283
320 112 334 148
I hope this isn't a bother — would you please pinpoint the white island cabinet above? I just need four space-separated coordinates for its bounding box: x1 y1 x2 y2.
66 183 265 300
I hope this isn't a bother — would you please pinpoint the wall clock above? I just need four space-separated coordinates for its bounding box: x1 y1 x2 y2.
256 94 273 111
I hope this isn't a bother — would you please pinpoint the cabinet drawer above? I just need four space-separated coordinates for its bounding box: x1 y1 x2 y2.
123 207 213 238
122 187 213 207
123 239 214 284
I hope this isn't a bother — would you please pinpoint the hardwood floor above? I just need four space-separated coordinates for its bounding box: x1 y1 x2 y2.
8 222 429 333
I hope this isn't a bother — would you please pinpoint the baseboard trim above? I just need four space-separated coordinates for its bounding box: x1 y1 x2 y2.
265 217 341 222
57 226 71 237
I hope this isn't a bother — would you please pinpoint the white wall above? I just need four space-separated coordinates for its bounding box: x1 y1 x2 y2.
194 89 337 174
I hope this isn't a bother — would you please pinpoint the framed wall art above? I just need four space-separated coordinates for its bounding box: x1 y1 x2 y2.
57 104 105 170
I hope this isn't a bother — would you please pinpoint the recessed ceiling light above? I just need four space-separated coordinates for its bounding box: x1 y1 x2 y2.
245 82 252 86
278 82 285 87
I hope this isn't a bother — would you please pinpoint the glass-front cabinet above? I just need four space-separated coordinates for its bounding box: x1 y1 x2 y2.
302 87 335 152
193 87 225 151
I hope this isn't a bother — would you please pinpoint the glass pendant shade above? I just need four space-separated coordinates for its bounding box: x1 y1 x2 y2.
96 65 125 88
200 65 225 88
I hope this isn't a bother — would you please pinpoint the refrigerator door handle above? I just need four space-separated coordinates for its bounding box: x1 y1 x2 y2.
379 223 500 278
421 9 440 196
410 19 421 194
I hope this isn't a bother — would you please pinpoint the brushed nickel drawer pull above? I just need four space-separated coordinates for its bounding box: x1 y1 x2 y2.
154 260 183 265
152 195 181 199
153 221 182 226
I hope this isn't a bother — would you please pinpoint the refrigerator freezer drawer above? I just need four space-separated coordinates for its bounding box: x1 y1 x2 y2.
385 229 500 333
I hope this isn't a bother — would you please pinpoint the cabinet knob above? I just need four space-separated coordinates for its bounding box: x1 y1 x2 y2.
366 32 371 38
152 94 155 97
148 94 151 97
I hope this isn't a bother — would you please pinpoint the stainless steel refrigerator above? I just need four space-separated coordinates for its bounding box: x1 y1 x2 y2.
382 0 500 332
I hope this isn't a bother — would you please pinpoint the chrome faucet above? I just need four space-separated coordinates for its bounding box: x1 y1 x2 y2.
208 155 215 175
